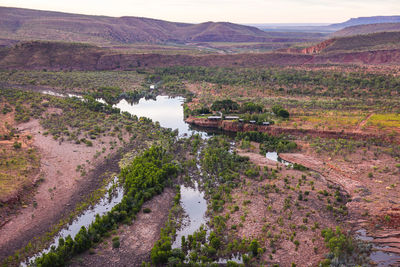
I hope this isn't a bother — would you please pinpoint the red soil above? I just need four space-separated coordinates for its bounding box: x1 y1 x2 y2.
0 118 128 260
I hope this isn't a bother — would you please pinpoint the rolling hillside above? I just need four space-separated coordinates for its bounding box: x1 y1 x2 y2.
332 23 400 37
0 6 301 45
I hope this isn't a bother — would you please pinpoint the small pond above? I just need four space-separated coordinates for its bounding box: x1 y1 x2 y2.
356 229 400 266
265 151 290 165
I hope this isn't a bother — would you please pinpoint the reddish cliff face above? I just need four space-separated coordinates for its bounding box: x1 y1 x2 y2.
280 39 335 55
301 39 336 54
185 117 390 142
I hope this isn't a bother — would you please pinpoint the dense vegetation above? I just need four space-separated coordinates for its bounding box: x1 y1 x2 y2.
150 136 264 266
33 146 178 266
0 70 146 93
319 227 371 267
152 66 400 98
236 131 297 153
211 99 239 113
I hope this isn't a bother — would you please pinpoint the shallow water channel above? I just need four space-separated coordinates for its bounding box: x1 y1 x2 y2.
26 91 396 265
356 229 400 266
24 178 123 265
24 93 210 265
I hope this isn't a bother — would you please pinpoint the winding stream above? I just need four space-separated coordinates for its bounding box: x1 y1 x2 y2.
26 91 397 266
24 93 210 265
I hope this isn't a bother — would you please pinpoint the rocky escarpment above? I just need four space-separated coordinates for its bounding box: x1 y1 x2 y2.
2 41 400 71
185 117 391 142
301 39 336 54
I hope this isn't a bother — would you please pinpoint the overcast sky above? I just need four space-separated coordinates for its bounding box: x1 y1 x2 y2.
1 0 400 24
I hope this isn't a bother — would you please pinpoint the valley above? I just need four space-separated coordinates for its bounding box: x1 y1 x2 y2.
0 5 400 267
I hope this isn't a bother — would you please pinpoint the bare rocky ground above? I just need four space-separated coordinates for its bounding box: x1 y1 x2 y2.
234 147 339 266
279 141 400 265
0 117 133 261
70 188 176 267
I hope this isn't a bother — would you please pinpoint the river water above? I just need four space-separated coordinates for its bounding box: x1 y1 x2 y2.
24 94 210 265
114 96 206 137
27 91 394 266
24 178 123 266
356 229 400 266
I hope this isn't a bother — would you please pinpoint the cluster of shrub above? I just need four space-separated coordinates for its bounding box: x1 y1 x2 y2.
271 104 289 119
236 131 297 153
149 189 182 265
150 137 263 266
34 146 178 267
1 88 161 146
319 226 371 267
190 100 289 125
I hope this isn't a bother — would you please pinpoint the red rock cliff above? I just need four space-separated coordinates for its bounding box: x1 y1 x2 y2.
185 117 390 142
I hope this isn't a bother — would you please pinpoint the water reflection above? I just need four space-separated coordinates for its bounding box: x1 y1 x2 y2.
265 151 290 165
172 182 208 248
356 229 400 266
24 178 123 266
113 96 204 137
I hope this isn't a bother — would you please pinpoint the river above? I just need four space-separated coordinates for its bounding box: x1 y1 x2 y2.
24 94 210 266
26 91 395 266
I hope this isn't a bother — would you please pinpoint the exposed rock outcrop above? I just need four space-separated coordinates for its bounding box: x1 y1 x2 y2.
185 117 391 142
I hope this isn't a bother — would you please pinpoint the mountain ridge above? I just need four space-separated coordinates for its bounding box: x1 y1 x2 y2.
329 15 400 28
332 23 400 37
0 6 281 44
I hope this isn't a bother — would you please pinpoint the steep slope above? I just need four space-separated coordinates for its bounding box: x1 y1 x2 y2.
323 32 400 53
1 41 399 71
332 23 400 37
0 7 276 44
286 32 400 55
0 41 106 70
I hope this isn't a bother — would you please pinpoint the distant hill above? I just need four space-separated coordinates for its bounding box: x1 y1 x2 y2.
0 6 304 45
325 32 400 53
332 23 400 37
329 16 400 29
284 31 400 55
